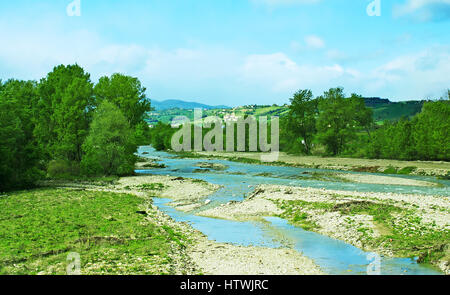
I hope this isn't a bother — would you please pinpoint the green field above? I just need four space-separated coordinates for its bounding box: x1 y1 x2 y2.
0 189 190 275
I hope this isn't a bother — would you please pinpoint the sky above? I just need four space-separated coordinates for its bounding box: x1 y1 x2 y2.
0 0 449 106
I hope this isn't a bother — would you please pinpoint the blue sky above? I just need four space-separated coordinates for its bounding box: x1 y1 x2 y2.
0 0 449 105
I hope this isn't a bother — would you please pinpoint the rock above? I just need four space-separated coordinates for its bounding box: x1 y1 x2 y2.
247 188 265 200
195 162 228 171
205 199 211 205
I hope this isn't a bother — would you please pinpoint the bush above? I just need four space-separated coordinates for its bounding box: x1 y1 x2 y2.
81 101 137 176
47 160 80 178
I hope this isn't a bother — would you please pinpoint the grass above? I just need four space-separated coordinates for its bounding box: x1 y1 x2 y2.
383 166 417 175
138 183 166 191
275 199 449 267
0 188 190 275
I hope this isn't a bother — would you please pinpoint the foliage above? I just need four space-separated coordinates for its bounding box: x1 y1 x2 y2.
413 100 450 161
81 101 137 176
284 89 318 154
35 64 95 162
0 80 43 191
366 100 449 161
315 88 373 155
149 122 177 151
94 73 151 128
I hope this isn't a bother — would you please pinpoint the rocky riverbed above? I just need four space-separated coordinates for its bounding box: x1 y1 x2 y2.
198 184 450 274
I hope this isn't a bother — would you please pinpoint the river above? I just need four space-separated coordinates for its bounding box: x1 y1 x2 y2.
136 146 448 275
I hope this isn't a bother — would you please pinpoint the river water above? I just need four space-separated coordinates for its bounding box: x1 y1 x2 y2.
137 146 448 275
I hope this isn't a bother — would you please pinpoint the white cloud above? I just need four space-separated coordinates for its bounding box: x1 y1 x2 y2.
394 0 450 21
370 47 450 99
251 0 320 6
304 35 325 49
240 52 360 93
0 18 448 104
240 47 450 100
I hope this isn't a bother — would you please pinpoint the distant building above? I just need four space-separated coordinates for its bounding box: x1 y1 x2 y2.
223 113 238 123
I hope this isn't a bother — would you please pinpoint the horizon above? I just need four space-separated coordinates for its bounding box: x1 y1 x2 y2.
1 0 449 106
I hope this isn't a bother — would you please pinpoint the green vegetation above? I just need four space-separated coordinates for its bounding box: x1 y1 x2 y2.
138 183 166 191
81 101 137 176
276 199 450 266
0 189 191 274
382 166 417 175
284 89 317 154
0 65 152 191
282 87 449 161
372 101 424 123
0 80 43 191
148 87 449 162
147 98 425 125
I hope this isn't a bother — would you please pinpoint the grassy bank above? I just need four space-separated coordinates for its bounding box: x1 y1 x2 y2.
0 188 193 275
277 199 450 266
199 184 450 273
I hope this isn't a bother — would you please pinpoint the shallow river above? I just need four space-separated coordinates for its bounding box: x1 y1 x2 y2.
137 146 448 275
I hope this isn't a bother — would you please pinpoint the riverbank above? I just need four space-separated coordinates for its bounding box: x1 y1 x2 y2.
198 184 450 274
0 187 196 275
0 175 323 275
186 151 450 177
103 175 324 274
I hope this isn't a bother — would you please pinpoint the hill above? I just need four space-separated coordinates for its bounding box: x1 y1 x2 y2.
151 99 230 111
146 98 425 125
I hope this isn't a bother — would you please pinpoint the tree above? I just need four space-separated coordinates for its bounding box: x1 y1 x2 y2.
94 73 151 128
349 94 374 138
35 64 94 163
150 122 175 151
414 101 450 161
316 88 353 155
81 101 137 176
286 90 318 154
0 80 43 191
315 88 375 156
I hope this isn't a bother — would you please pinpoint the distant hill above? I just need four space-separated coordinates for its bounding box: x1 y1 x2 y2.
363 97 391 107
146 98 425 125
363 97 425 123
151 99 230 111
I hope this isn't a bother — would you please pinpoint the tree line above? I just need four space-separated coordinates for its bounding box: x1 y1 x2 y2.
149 87 449 162
0 64 152 192
282 87 449 161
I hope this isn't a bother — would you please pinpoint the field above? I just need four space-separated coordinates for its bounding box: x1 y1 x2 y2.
0 188 192 275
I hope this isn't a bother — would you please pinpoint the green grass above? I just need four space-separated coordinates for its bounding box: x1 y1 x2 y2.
138 183 166 191
0 188 190 275
275 199 449 267
383 166 398 174
382 166 417 175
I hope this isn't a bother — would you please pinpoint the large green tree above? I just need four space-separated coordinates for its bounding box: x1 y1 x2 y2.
315 89 373 155
94 73 151 128
81 101 137 176
316 88 353 155
286 89 318 154
349 94 374 138
0 80 42 191
35 64 95 163
414 100 449 161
